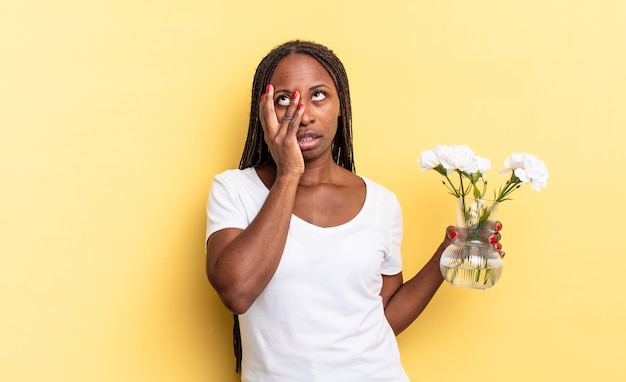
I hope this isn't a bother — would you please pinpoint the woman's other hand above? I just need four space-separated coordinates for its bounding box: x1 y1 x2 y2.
445 220 505 258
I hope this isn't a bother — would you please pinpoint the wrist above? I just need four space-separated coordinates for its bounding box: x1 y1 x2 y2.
273 171 302 186
274 169 303 183
433 242 447 264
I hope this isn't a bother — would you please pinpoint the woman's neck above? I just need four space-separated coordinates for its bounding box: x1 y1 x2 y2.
256 158 349 189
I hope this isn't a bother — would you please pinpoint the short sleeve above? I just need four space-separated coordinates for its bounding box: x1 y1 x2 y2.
380 192 403 276
205 172 250 244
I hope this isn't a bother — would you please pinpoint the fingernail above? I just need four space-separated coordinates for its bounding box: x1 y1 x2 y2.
489 236 497 244
449 231 458 239
292 91 298 100
266 84 271 93
298 104 304 110
261 93 265 100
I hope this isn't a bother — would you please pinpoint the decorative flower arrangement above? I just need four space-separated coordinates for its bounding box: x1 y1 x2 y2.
418 144 549 204
418 144 549 288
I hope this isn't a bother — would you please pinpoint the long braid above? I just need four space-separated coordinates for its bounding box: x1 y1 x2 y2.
233 40 355 373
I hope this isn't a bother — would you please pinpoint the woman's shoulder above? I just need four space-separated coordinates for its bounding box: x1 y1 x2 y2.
360 176 397 198
358 176 400 213
214 166 256 176
212 167 263 188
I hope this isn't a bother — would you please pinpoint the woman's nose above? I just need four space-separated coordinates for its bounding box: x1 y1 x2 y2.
299 103 314 126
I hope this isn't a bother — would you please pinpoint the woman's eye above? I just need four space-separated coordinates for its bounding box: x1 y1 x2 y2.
276 95 291 106
312 91 326 101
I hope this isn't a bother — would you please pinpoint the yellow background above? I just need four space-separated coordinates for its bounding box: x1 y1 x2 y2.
2 1 624 381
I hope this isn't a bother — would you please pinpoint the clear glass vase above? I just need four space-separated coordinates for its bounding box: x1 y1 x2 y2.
439 198 503 289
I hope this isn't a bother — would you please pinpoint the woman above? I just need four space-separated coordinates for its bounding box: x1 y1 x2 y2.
205 40 504 381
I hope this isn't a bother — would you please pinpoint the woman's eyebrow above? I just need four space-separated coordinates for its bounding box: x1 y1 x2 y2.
310 84 331 91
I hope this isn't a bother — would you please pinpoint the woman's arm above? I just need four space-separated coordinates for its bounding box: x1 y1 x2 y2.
381 241 446 335
206 85 306 314
206 174 300 314
382 225 503 335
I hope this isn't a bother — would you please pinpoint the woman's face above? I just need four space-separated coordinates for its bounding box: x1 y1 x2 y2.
269 54 341 162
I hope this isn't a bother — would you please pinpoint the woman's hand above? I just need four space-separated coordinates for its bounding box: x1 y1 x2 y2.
445 221 505 258
259 84 305 178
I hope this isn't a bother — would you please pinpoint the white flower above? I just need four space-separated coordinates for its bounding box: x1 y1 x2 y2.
475 156 492 173
499 152 525 173
419 144 549 203
500 152 549 191
435 145 479 173
418 150 440 171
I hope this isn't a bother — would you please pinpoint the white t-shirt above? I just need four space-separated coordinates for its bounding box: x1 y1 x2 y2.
206 168 409 382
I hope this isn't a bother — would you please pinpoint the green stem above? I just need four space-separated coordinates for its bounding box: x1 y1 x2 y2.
443 173 461 197
459 172 468 226
459 171 466 197
450 265 459 285
495 175 522 202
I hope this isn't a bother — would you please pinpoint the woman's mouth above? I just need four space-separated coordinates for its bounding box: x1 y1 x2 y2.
297 133 320 150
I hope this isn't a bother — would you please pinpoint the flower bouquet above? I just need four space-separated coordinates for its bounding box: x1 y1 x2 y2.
419 145 549 289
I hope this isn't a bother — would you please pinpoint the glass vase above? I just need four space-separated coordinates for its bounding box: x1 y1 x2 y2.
439 198 503 289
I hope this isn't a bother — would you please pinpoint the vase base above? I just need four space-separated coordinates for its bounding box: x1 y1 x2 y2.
440 264 503 290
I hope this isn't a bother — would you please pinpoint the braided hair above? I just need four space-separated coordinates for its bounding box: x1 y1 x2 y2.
239 40 355 172
232 40 355 373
